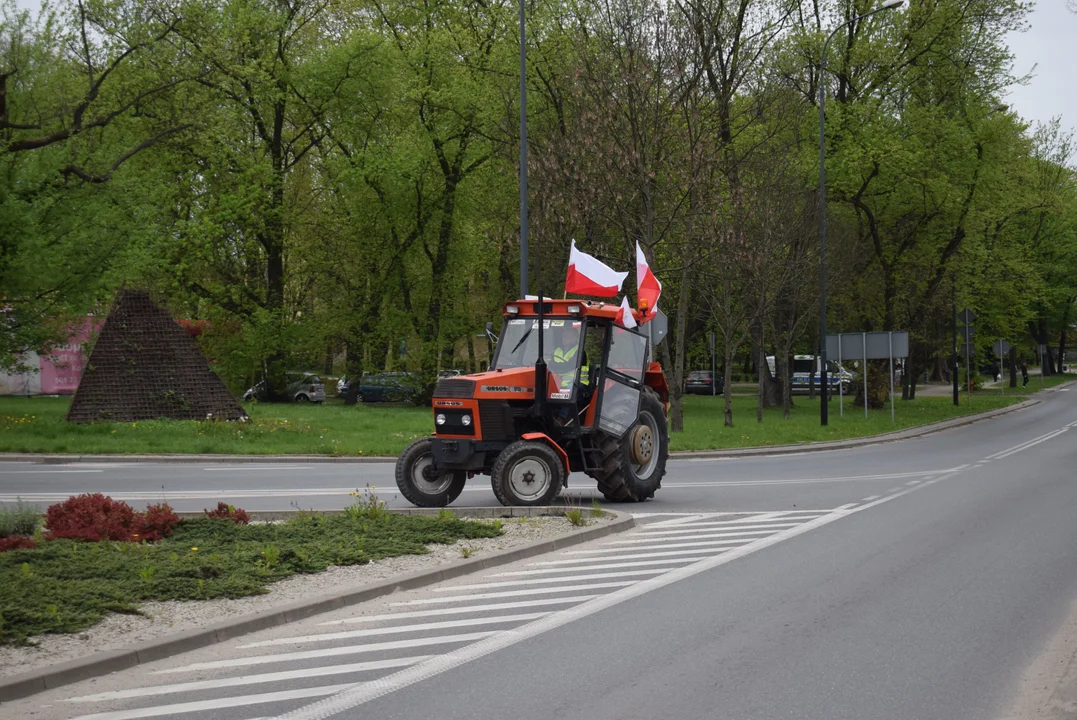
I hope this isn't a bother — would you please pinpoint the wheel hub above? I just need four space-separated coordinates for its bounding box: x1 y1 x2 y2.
629 424 654 464
509 458 550 501
412 454 451 495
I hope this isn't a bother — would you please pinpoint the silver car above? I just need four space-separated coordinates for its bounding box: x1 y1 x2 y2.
243 373 326 403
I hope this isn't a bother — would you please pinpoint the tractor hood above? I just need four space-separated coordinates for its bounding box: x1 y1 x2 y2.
432 367 538 402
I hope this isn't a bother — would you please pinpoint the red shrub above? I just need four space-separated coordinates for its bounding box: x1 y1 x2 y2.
44 494 180 542
203 502 250 525
139 503 181 542
0 536 37 552
46 494 138 541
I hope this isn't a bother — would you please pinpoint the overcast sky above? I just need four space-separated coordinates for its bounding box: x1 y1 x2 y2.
8 0 1073 135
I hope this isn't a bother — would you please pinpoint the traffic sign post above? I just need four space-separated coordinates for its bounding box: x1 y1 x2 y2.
993 340 1011 395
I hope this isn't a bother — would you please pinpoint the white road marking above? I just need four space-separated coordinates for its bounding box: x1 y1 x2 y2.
532 547 731 564
239 613 550 648
434 569 667 591
0 469 102 474
638 514 823 530
905 480 921 486
320 597 600 626
67 684 354 720
635 522 801 537
636 469 957 489
69 657 430 701
860 495 881 502
158 633 499 673
288 490 1003 720
604 528 786 545
985 428 1069 460
492 558 700 575
565 539 751 554
204 466 316 472
990 428 1069 460
393 582 638 606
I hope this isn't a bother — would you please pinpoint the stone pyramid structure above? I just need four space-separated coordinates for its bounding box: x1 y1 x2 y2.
67 289 247 423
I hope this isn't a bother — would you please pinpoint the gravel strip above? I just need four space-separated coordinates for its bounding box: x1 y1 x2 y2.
0 514 610 678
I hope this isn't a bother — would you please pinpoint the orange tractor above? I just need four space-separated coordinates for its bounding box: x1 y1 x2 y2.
395 298 670 507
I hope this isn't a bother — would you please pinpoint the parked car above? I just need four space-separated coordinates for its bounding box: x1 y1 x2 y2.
242 373 326 403
765 355 854 395
685 370 723 395
336 372 423 403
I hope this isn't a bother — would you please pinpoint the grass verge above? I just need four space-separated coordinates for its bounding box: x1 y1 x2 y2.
0 376 1067 457
0 509 500 645
668 393 1024 451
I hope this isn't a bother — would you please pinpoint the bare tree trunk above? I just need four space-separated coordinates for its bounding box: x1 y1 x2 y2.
1009 345 1018 388
669 264 692 432
757 342 765 423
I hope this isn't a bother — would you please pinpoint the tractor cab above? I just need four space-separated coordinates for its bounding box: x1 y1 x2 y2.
395 299 670 508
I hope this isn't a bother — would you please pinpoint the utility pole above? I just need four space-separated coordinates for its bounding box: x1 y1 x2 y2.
518 0 528 298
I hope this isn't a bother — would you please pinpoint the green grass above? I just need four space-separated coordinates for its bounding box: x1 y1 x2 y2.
0 398 431 456
668 393 1025 451
0 375 1069 457
0 509 501 645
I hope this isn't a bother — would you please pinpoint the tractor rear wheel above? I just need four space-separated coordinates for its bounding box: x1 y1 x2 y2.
594 388 668 502
395 437 466 508
490 440 565 507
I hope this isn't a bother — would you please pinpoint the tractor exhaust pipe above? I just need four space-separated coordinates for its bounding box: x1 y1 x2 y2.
534 289 547 417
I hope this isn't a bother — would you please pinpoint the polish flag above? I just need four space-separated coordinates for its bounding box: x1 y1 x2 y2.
565 240 629 298
615 296 637 328
636 242 662 323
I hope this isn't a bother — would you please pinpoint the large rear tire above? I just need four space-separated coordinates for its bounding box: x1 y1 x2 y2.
490 440 565 507
594 388 668 502
395 437 466 508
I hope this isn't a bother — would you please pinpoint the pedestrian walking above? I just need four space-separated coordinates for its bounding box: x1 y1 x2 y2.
1021 360 1030 387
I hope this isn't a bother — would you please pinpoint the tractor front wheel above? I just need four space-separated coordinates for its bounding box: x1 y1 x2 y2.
395 437 466 508
490 440 565 507
594 388 668 502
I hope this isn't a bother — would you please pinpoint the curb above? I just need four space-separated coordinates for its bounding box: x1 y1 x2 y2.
0 391 1058 465
0 509 633 704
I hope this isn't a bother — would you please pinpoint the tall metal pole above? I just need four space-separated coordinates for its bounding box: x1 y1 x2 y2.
518 0 529 299
818 2 902 427
818 48 829 426
952 301 959 406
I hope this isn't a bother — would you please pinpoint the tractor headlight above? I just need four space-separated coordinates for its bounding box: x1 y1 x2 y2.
436 413 446 426
461 414 472 426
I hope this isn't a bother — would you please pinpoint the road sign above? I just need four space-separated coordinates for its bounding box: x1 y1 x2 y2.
961 326 975 343
825 331 910 360
961 343 975 357
992 340 1011 356
958 308 977 326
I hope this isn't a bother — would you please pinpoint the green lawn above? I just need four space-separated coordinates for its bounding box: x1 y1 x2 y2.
0 509 501 645
0 377 1067 457
668 393 1023 452
0 398 431 456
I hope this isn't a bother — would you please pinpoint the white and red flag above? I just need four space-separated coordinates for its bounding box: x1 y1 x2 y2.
636 242 662 323
615 296 637 328
565 240 629 298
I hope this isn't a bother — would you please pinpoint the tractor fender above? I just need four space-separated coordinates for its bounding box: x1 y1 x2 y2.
521 432 571 477
645 361 669 405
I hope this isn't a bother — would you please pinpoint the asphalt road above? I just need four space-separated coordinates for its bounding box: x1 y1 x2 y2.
3 384 1077 720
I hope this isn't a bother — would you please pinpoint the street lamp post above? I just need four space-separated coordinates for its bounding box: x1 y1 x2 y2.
518 0 529 299
818 0 903 426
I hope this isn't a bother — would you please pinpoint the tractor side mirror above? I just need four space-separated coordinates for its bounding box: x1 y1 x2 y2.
485 321 499 345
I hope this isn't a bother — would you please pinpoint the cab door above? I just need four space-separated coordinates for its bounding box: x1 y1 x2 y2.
594 325 650 438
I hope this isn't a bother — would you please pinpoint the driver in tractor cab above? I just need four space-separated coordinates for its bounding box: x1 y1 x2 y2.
550 322 582 392
550 321 590 424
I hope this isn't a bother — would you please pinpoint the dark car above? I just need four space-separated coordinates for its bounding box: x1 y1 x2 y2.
685 369 722 395
342 372 422 403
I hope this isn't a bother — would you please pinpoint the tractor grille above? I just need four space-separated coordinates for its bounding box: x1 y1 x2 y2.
478 400 515 441
434 378 475 399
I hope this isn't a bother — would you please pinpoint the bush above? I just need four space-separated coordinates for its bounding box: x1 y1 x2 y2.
0 536 37 552
0 500 41 538
139 503 181 542
44 494 180 542
204 502 251 525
